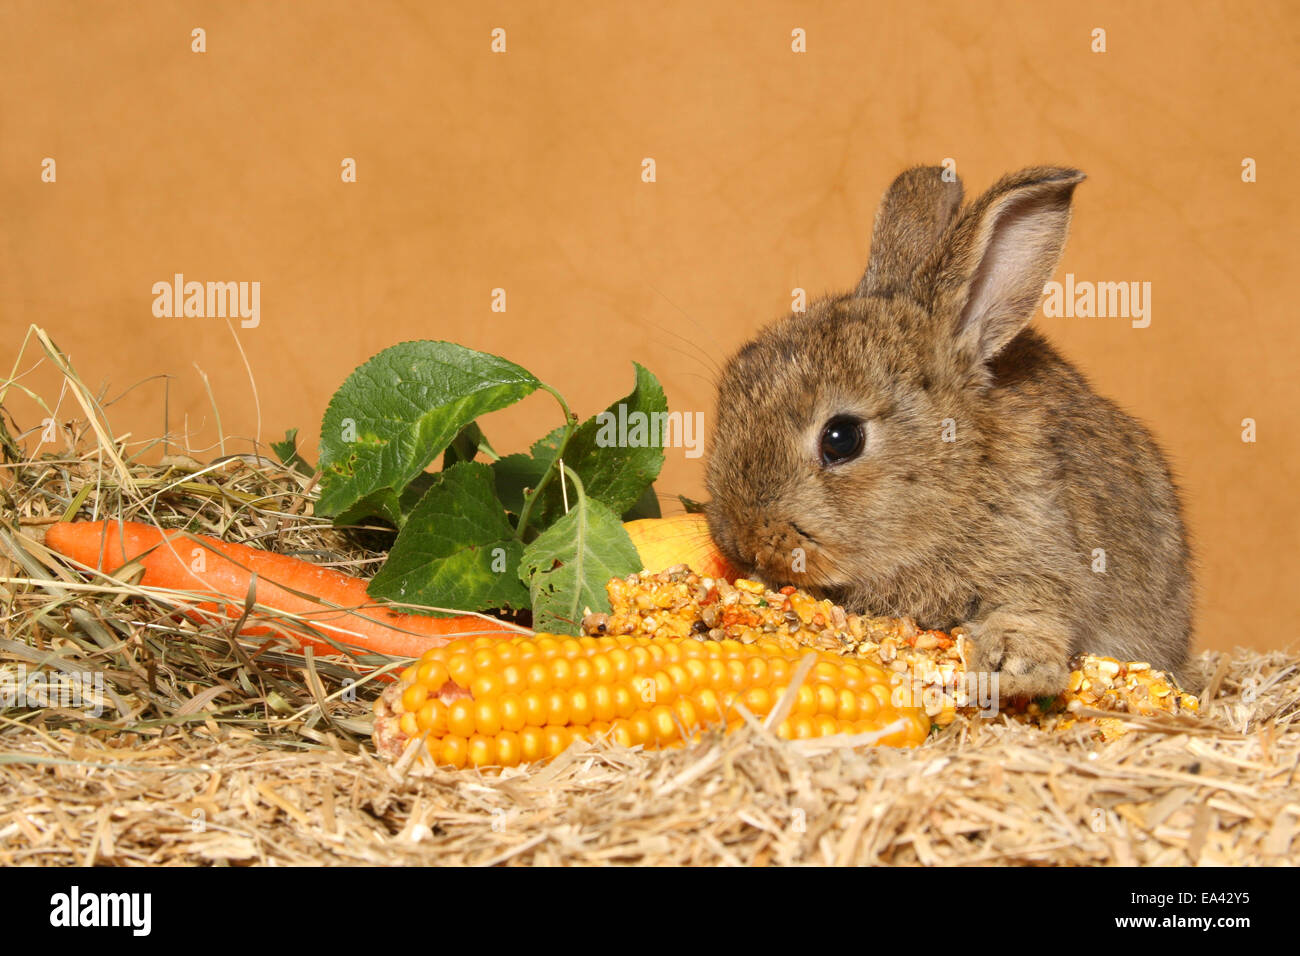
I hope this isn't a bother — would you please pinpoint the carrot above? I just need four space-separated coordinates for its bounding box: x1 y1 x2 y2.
44 520 516 661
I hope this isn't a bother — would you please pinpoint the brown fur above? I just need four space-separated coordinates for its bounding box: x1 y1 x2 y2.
705 166 1193 699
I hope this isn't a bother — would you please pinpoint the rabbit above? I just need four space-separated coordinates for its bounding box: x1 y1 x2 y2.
704 165 1193 700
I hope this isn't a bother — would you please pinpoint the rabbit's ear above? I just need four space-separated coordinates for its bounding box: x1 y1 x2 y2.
919 167 1085 364
857 166 964 297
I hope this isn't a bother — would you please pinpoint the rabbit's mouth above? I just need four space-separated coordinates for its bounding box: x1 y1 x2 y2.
707 504 852 592
747 527 850 594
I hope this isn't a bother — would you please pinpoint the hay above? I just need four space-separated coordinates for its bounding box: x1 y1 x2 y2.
0 659 1295 865
1 329 1297 865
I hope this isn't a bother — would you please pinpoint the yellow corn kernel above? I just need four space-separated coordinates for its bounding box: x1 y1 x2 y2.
416 699 447 734
519 726 546 763
401 683 428 713
374 633 931 769
495 731 522 769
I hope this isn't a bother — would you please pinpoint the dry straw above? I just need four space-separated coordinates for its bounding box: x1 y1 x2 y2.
0 327 1295 865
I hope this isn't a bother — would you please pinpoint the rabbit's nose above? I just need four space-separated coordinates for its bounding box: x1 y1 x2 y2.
750 522 801 576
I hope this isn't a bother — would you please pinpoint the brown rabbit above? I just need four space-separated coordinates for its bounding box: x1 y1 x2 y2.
705 166 1193 699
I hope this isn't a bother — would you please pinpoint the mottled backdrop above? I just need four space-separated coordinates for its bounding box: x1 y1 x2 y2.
2 1 1295 652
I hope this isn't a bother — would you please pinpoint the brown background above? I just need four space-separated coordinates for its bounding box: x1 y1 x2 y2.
2 1 1296 653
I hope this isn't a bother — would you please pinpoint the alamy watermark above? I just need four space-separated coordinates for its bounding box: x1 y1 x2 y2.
595 403 705 459
49 886 151 936
152 273 260 328
892 669 1000 719
1042 273 1151 329
1 666 105 717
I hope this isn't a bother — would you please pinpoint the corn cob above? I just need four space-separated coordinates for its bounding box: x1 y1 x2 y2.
587 571 971 724
372 633 931 768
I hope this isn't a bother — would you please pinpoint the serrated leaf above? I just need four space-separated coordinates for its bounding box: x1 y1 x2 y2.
271 428 315 477
491 453 549 517
442 421 496 470
528 363 667 527
333 489 404 528
529 423 567 463
518 492 642 634
316 341 540 519
622 484 662 521
397 472 439 518
367 462 528 615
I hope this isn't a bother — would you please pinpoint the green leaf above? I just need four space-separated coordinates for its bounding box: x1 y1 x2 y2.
367 462 529 615
271 428 315 477
491 453 549 518
529 423 568 463
397 473 440 518
527 363 667 527
333 489 404 528
518 488 642 634
316 341 540 519
622 484 662 521
442 421 497 470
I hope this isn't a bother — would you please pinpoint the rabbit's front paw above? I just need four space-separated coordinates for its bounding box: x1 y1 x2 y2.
962 608 1071 701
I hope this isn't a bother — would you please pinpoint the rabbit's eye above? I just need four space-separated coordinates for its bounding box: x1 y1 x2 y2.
819 416 865 465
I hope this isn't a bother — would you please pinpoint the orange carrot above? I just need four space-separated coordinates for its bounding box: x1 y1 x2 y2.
44 520 516 661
